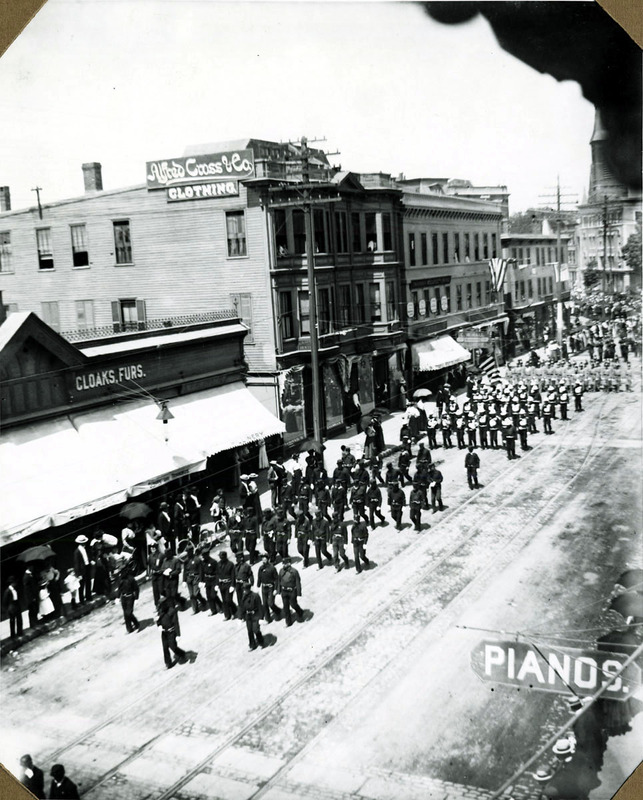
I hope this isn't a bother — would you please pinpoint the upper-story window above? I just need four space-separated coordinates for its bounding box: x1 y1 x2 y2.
231 292 254 343
292 210 306 254
483 233 489 260
365 213 377 251
491 233 498 258
464 233 470 261
351 212 362 252
473 233 480 261
421 233 428 265
432 233 439 264
382 213 392 250
0 232 11 272
335 210 348 253
369 282 382 322
36 228 54 270
71 224 89 267
279 290 294 340
225 211 247 257
113 220 132 264
442 232 449 263
454 233 460 262
313 208 329 254
41 301 60 331
274 209 288 255
408 232 416 266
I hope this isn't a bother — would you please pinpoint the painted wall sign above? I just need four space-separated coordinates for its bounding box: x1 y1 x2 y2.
167 181 239 202
410 276 452 290
74 363 146 392
470 640 640 702
418 299 426 317
146 150 255 189
430 297 438 314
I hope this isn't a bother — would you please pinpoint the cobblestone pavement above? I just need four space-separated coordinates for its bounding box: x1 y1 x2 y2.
1 374 641 800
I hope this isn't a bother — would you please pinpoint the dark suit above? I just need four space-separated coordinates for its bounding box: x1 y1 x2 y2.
73 546 92 602
3 584 22 638
49 775 80 799
20 765 45 798
22 570 39 628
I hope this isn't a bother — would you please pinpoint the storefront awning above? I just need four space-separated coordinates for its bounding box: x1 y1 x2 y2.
411 335 472 372
0 382 285 546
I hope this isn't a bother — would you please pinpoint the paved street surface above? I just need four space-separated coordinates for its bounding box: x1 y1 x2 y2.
1 374 642 800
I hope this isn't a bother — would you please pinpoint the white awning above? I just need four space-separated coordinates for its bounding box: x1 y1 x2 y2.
412 335 472 372
0 382 284 546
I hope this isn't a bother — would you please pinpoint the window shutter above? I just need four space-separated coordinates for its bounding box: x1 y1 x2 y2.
136 299 147 329
111 301 121 332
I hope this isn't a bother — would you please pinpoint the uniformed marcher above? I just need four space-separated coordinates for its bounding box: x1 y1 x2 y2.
312 509 333 568
350 480 370 524
455 414 467 449
559 386 569 420
242 507 260 564
428 464 445 512
478 409 489 449
330 514 350 571
202 548 222 615
148 541 165 607
183 546 204 614
217 551 236 620
409 483 424 531
331 480 347 520
273 510 292 562
351 520 370 572
573 381 584 412
228 509 244 556
277 556 304 626
464 445 480 489
157 591 186 668
389 482 406 529
257 554 281 622
397 449 412 485
427 413 439 449
161 550 184 607
240 581 265 650
261 508 277 562
315 481 331 519
542 400 554 435
517 413 529 451
502 416 517 459
117 564 140 633
295 511 312 568
526 399 539 434
234 551 253 614
488 413 500 449
441 413 453 448
297 481 313 520
366 480 386 527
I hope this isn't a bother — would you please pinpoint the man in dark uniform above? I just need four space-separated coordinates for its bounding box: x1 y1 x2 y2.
3 575 23 639
464 445 480 489
273 509 292 562
202 547 221 615
295 511 312 568
478 408 489 449
517 413 529 451
242 507 259 564
502 417 517 459
311 508 333 568
261 508 277 562
573 380 584 412
426 413 439 450
19 754 45 799
157 501 173 552
240 580 265 650
330 513 350 571
331 480 347 520
428 464 445 512
315 479 332 520
366 479 386 527
217 551 236 620
389 481 406 529
409 482 424 531
351 519 370 572
277 556 304 626
148 539 165 607
183 545 204 614
228 509 244 556
542 400 554 435
157 591 186 668
397 449 412 485
350 480 370 524
234 551 253 615
297 480 313 520
385 462 401 497
257 554 281 622
117 564 140 633
161 550 183 607
488 413 500 449
281 479 297 521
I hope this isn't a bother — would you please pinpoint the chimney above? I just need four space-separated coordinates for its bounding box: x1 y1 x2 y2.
0 186 10 211
82 162 103 192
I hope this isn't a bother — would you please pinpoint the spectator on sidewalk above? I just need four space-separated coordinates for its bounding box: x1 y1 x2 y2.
49 764 80 799
73 534 93 603
22 566 39 628
3 575 23 639
19 754 45 798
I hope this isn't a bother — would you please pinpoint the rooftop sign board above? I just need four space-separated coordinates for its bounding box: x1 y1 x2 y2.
146 150 255 189
470 639 640 702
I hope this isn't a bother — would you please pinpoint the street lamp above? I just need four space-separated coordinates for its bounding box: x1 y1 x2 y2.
156 400 174 442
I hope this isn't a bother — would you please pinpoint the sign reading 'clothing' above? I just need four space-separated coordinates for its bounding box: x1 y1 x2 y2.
470 640 640 702
166 181 239 202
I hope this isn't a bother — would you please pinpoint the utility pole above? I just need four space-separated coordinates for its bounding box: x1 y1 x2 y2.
31 186 43 219
266 138 340 448
539 178 577 347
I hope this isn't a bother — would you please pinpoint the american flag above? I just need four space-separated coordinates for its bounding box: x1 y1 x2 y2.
488 258 508 293
478 354 501 382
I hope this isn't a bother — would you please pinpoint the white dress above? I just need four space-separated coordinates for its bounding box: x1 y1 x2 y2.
38 586 54 616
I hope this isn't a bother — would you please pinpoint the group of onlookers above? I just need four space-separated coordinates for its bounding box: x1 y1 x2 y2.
17 754 79 799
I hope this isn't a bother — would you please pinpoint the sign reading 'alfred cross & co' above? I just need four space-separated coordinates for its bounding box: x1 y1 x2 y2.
146 149 255 189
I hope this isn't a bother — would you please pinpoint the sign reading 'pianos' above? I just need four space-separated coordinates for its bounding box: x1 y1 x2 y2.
146 149 255 189
470 639 641 702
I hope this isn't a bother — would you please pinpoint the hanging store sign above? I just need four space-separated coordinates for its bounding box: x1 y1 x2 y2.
146 149 255 189
470 640 640 702
418 300 426 317
410 276 452 290
167 181 239 202
430 297 438 314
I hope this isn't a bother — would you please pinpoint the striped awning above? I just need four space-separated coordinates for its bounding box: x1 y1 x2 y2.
411 335 472 372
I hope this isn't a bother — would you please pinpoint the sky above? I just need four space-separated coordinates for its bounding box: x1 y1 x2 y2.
0 0 597 213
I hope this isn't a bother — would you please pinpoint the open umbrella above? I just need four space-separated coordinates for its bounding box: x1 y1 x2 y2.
298 439 326 454
615 569 643 591
412 388 431 399
16 544 56 563
120 501 152 520
609 592 643 622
